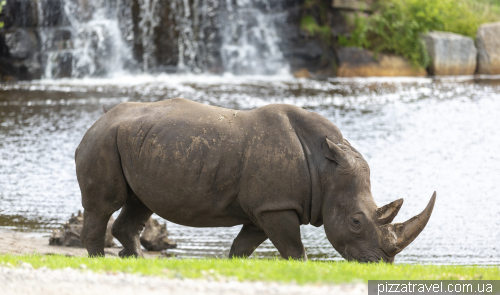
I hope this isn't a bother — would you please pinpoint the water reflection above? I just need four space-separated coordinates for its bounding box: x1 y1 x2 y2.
1 76 499 264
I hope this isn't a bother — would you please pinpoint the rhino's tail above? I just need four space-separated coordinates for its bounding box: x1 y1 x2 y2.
102 105 107 113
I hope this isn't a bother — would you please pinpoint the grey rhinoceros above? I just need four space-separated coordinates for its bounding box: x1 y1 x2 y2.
75 98 436 262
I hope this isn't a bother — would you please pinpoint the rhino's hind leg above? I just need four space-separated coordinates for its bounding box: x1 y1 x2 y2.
257 210 307 260
77 145 129 257
229 224 268 258
81 210 113 257
112 192 153 258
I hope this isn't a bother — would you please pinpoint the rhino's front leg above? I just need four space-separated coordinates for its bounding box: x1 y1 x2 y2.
229 224 268 258
257 210 308 260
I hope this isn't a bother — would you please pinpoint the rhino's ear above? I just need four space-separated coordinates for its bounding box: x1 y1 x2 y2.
322 137 346 164
376 198 404 224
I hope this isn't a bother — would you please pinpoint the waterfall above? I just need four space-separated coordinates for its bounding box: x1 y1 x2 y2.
36 0 289 78
172 0 289 74
38 0 134 78
137 0 161 72
219 0 289 75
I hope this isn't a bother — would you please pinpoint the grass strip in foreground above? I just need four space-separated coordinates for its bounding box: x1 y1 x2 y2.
0 254 499 284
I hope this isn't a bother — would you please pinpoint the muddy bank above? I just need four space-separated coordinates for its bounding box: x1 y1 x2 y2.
0 230 164 258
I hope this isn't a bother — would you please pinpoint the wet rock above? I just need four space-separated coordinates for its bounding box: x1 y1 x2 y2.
140 218 177 251
422 31 477 76
476 22 500 75
0 28 42 80
49 211 115 248
336 47 427 77
2 0 39 29
36 0 67 27
4 28 37 60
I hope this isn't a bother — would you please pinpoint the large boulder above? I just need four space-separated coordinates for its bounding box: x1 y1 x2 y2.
0 28 42 80
476 22 500 75
336 47 427 77
140 218 177 251
422 31 477 76
4 29 38 60
49 211 115 248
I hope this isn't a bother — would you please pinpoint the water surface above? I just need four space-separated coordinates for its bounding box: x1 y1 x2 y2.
1 75 499 264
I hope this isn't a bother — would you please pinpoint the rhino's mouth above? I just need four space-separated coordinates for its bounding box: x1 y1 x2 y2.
346 248 393 263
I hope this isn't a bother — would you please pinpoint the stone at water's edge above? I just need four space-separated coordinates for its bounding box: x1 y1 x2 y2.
140 218 177 251
49 211 115 248
336 47 427 77
422 31 477 76
49 212 177 252
293 68 312 79
476 22 500 75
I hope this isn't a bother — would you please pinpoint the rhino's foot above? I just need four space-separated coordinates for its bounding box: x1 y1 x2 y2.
118 248 143 258
81 210 113 258
112 194 152 259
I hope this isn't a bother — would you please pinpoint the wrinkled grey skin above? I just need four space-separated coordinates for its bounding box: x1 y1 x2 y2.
76 98 435 262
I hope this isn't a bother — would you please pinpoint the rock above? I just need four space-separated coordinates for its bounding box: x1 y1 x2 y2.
2 0 39 29
293 68 312 79
49 211 115 248
0 28 42 80
476 22 500 75
140 218 177 251
422 31 477 76
331 0 374 11
48 228 64 246
4 29 38 60
336 47 427 77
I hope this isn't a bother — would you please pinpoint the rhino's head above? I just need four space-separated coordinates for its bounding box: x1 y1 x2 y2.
321 138 436 263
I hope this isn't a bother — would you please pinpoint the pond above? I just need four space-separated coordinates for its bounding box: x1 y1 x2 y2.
1 75 499 264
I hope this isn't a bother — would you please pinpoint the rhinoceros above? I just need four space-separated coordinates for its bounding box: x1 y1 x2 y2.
75 98 436 262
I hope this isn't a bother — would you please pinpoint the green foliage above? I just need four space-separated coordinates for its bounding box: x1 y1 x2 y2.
1 254 500 283
339 0 500 67
0 0 6 29
300 15 331 43
300 0 332 44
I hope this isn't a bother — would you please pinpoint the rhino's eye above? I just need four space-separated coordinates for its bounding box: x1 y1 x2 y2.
349 213 365 233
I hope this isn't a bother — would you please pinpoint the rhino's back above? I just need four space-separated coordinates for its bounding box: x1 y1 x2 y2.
78 99 316 227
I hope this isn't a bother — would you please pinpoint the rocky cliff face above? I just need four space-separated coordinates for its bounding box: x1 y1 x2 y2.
0 0 346 80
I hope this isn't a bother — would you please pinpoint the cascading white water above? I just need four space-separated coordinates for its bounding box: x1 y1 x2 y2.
37 0 289 77
171 0 221 74
138 0 161 72
38 0 134 78
172 0 289 74
219 0 289 75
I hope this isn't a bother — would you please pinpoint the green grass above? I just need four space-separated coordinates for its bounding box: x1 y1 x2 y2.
1 254 499 284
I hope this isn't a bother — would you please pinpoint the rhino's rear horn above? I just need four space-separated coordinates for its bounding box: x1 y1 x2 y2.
377 198 404 224
380 192 436 256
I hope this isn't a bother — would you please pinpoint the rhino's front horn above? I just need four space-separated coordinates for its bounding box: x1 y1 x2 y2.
379 192 436 256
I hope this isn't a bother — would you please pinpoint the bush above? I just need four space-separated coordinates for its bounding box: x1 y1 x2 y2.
339 0 500 67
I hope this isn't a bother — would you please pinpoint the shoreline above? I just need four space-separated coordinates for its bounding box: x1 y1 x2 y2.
0 230 165 258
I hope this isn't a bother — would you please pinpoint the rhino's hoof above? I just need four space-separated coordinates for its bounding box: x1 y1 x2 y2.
118 248 141 258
